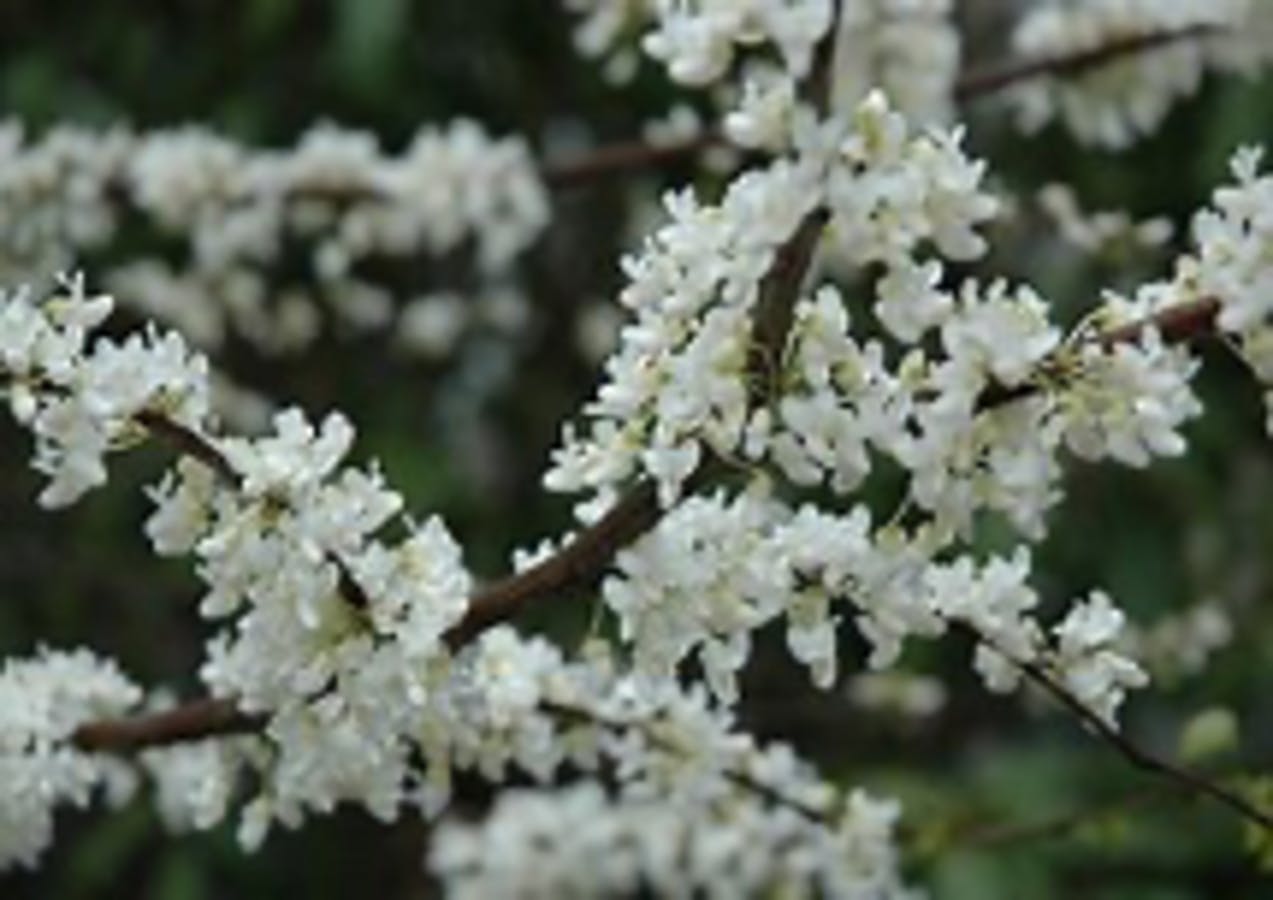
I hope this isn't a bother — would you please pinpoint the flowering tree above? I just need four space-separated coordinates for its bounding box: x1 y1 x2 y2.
5 0 1273 894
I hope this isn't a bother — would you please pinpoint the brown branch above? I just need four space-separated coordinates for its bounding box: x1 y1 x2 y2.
133 409 236 482
955 23 1219 102
1096 295 1221 348
73 698 258 753
446 480 667 646
975 296 1221 412
745 2 838 405
542 134 723 189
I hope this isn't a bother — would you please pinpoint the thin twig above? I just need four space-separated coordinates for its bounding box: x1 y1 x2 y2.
542 134 722 188
951 621 1273 834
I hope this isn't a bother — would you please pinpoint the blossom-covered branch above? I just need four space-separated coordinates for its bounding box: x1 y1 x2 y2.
9 1 1273 891
954 22 1219 102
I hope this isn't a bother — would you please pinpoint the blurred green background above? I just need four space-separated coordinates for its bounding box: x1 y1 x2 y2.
3 1 1273 897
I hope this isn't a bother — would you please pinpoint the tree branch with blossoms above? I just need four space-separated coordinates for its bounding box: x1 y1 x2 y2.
6 0 1273 894
61 288 1230 754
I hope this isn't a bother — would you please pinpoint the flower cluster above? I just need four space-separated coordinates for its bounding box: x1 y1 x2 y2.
430 647 908 899
1130 601 1233 681
0 281 471 839
433 783 904 899
833 0 959 124
1037 182 1173 256
0 283 913 893
546 92 998 518
643 0 834 86
544 157 822 516
0 650 140 870
602 487 1148 724
1154 146 1273 434
1007 0 1264 148
566 0 959 126
0 276 208 508
0 120 548 358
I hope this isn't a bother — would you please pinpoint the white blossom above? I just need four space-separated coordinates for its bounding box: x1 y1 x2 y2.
0 120 547 358
1051 591 1149 726
1008 0 1254 148
0 650 141 870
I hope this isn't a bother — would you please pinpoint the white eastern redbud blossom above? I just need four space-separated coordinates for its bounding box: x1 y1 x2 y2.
546 92 996 517
141 737 252 833
1008 0 1254 149
1149 146 1273 435
1060 323 1202 467
833 0 960 124
0 277 209 508
1051 591 1149 726
1038 183 1173 254
431 782 909 900
643 0 834 86
0 650 141 870
0 119 546 357
1131 601 1233 680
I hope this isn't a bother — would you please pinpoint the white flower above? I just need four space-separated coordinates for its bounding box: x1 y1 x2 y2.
876 257 951 343
220 408 354 500
1008 0 1250 148
1052 591 1149 726
0 649 141 870
643 0 833 86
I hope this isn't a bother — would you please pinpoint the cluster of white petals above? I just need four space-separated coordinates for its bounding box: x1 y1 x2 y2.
848 671 947 719
833 0 959 124
0 284 913 894
433 782 906 899
566 0 958 126
154 412 476 833
603 487 1148 722
0 650 140 869
141 737 249 834
1052 591 1150 725
546 92 998 518
1038 182 1173 254
1156 147 1273 434
10 0 1273 888
643 0 833 86
1130 601 1233 680
0 276 209 507
0 120 547 357
431 647 908 899
1008 0 1265 148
